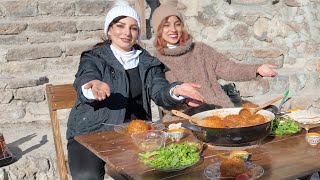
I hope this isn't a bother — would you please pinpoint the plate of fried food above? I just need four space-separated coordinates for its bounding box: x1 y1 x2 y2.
204 150 263 179
112 120 165 135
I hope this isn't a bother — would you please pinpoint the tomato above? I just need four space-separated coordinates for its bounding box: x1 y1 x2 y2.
148 125 155 130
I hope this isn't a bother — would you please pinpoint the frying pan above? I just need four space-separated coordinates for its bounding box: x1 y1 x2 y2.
181 108 275 146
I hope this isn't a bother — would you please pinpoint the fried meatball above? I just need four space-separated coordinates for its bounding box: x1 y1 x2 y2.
127 120 148 135
220 158 252 177
239 108 252 119
199 116 224 128
223 115 246 128
246 114 267 126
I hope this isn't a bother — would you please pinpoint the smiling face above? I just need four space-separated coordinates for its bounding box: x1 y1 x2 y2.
107 16 139 52
161 16 183 45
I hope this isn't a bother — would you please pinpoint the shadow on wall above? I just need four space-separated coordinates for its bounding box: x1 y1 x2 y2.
7 133 48 162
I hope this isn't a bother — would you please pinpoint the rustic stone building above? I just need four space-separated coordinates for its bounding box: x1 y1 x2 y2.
0 0 319 179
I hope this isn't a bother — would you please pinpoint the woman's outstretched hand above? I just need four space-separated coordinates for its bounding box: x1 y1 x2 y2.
173 83 205 107
257 64 278 77
84 80 110 101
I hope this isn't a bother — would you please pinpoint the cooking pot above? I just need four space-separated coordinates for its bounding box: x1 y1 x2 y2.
181 108 275 147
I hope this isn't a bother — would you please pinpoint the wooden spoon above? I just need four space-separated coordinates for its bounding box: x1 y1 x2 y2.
239 94 286 118
171 110 201 125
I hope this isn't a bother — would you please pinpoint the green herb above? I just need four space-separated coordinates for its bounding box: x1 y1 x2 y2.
139 142 200 169
272 117 301 136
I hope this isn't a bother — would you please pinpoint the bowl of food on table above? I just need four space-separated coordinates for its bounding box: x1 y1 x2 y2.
271 116 301 136
204 150 263 179
113 119 165 135
167 123 185 142
305 132 320 146
181 107 275 147
139 141 203 171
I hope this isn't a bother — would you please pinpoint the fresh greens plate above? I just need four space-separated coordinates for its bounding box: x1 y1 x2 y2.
139 142 202 172
150 156 200 172
270 117 301 136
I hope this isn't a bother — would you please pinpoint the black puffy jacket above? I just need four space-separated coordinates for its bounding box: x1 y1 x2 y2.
67 44 183 139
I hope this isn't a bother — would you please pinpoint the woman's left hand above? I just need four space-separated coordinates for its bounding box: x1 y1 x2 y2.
173 83 205 105
257 64 278 77
185 99 205 107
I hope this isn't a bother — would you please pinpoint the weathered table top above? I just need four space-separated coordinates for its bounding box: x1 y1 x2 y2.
75 122 320 180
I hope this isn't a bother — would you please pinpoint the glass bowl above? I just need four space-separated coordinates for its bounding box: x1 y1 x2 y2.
131 130 168 152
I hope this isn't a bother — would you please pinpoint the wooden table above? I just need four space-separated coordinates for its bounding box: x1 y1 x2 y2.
75 123 320 180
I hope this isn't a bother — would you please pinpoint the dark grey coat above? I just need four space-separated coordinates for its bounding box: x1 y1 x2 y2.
67 44 183 139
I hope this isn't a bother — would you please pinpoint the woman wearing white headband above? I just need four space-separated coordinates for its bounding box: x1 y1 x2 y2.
66 1 204 179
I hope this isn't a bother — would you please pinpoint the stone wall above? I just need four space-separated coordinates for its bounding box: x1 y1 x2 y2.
0 0 116 124
173 0 320 112
0 0 319 179
0 0 319 125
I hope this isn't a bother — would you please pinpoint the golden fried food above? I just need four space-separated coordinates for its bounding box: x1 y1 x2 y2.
127 120 148 135
223 115 246 128
239 108 252 119
220 158 252 177
199 116 224 128
242 102 258 109
246 114 266 126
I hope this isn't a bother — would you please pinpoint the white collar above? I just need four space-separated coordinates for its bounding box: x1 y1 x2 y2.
167 43 179 49
110 44 142 70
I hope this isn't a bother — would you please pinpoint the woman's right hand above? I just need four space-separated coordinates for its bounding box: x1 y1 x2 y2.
84 80 110 101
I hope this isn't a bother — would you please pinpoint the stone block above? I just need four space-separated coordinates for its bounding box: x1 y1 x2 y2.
47 74 75 85
0 22 27 35
29 21 77 33
0 61 46 75
44 56 79 76
4 156 55 179
285 0 304 7
6 76 49 89
233 24 249 38
269 75 289 94
0 89 13 104
75 1 112 15
253 48 284 58
26 102 49 116
236 79 270 96
38 1 75 16
1 0 37 17
287 94 316 110
0 48 8 64
26 32 76 44
0 104 26 121
77 31 104 40
0 6 3 17
77 20 104 31
15 86 45 102
0 35 28 45
253 18 269 41
289 73 308 95
232 0 270 5
247 55 284 67
6 45 62 61
65 40 99 56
